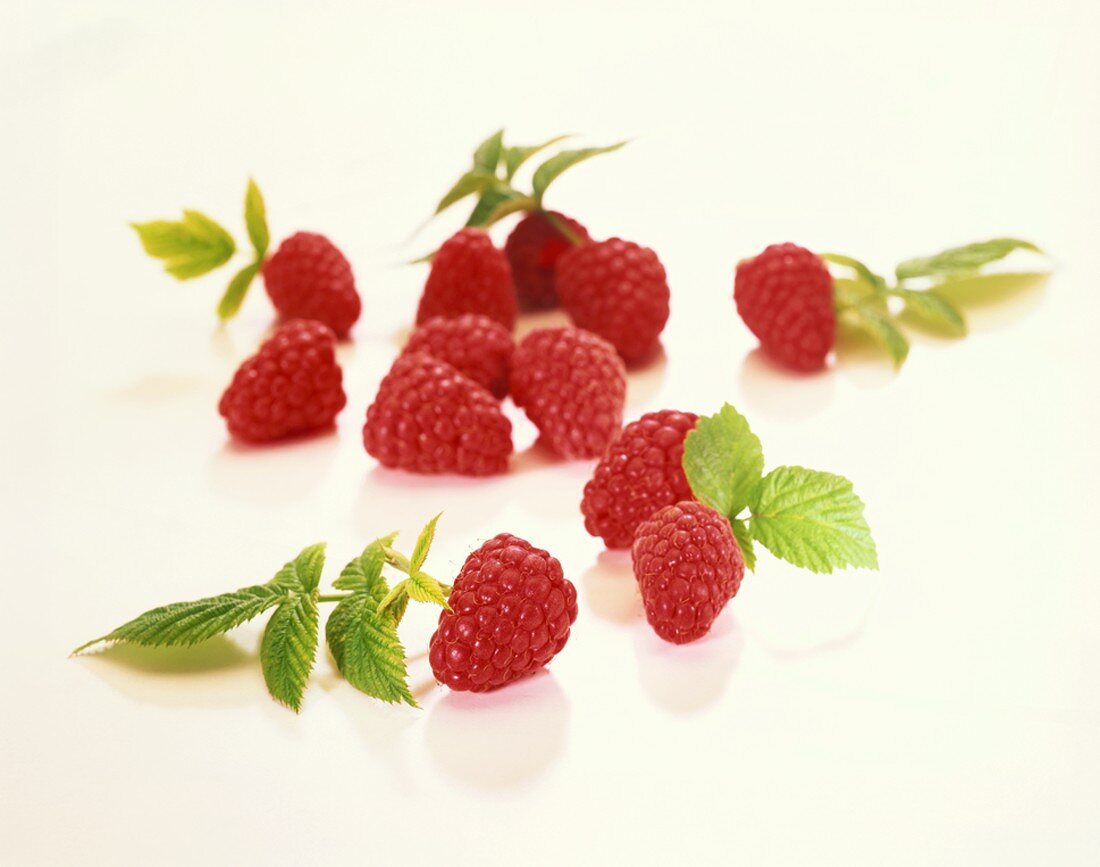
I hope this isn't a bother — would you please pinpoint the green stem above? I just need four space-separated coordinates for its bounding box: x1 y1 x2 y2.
542 210 584 246
317 594 352 604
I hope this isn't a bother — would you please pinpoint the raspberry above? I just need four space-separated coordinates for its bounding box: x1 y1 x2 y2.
510 327 626 459
429 534 579 692
734 242 836 371
402 314 513 399
504 211 590 309
217 319 346 443
632 501 745 644
362 352 512 475
581 409 698 548
261 232 361 338
555 237 670 363
416 228 517 330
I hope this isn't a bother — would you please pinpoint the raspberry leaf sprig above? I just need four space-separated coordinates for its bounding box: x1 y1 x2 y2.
822 238 1046 368
132 179 272 321
432 129 626 232
73 517 450 711
683 404 878 573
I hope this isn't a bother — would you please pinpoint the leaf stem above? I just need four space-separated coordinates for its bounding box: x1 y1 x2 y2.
542 210 584 246
317 593 352 603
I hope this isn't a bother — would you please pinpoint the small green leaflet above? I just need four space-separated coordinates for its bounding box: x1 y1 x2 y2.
435 169 496 215
748 466 878 574
892 288 967 337
326 594 415 706
405 572 450 608
333 534 397 596
730 518 756 572
821 253 887 294
244 179 269 259
847 303 910 368
261 590 319 712
269 543 326 592
532 141 627 204
895 238 1042 281
473 129 505 173
503 134 572 180
466 187 517 227
410 513 441 571
217 261 261 321
682 403 764 519
72 584 286 653
131 210 236 279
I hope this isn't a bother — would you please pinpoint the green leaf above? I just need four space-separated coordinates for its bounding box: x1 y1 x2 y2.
682 403 764 519
896 238 1042 282
333 533 398 595
405 572 450 609
892 288 967 337
820 253 887 296
261 591 319 712
466 187 516 227
131 210 236 279
503 134 572 180
531 141 627 203
269 543 326 593
845 303 910 368
410 513 441 571
216 261 260 321
326 594 415 707
748 466 878 574
730 518 756 572
73 584 285 653
244 179 269 259
435 169 496 215
388 592 411 627
473 129 504 173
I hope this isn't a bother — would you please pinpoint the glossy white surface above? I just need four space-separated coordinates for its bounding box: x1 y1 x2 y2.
4 1 1099 864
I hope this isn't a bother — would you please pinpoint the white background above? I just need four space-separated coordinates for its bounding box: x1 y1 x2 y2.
3 1 1099 864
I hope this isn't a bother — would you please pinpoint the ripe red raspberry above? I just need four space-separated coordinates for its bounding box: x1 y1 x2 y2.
510 327 626 459
402 314 513 399
555 237 670 363
632 501 745 644
581 409 698 548
218 319 346 443
362 352 512 475
734 242 836 371
417 228 517 330
429 534 579 692
261 232 361 338
504 211 590 309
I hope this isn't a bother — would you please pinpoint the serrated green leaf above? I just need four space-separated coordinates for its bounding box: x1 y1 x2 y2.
216 261 260 321
244 179 269 258
473 129 504 173
261 591 319 712
893 288 967 337
896 238 1042 282
924 271 1050 306
503 134 572 180
388 592 411 627
73 584 285 653
683 403 764 519
269 543 326 592
333 533 398 595
410 514 441 571
833 277 884 310
435 169 496 215
820 252 887 296
531 141 627 203
845 303 910 368
730 518 756 572
406 572 450 609
326 594 415 706
466 187 516 227
131 210 236 279
748 466 878 574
